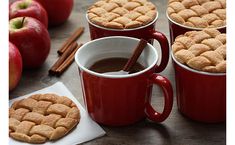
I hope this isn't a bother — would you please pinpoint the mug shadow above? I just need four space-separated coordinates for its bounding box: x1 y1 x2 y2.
176 109 226 133
144 120 173 145
100 119 172 145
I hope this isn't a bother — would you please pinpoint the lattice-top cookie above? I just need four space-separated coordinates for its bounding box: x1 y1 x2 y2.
172 28 226 73
87 0 157 29
167 0 226 28
9 94 80 144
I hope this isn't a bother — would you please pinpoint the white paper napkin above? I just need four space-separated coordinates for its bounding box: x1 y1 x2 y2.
9 82 106 145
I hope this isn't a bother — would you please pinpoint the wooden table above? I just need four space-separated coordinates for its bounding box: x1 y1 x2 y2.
10 0 226 145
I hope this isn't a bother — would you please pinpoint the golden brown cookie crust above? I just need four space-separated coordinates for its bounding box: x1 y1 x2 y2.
167 0 226 28
87 0 157 29
9 94 80 144
172 28 226 73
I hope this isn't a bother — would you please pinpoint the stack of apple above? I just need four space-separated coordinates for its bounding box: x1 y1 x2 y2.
9 0 74 91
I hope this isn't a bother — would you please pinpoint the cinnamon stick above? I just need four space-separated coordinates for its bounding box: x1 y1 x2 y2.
57 27 84 55
49 42 78 75
123 39 148 72
55 43 83 76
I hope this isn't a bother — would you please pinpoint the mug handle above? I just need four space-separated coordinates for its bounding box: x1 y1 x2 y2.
145 74 173 122
148 30 170 73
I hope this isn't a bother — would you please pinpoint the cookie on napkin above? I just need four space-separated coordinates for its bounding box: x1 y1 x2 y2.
9 93 80 144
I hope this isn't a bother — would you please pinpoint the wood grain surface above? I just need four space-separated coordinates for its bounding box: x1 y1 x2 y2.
10 0 226 145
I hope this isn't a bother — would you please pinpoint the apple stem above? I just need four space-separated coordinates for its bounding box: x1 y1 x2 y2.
21 17 26 27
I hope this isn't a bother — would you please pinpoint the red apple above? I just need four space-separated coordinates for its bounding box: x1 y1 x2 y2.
9 17 51 69
9 0 48 28
9 42 23 91
35 0 74 26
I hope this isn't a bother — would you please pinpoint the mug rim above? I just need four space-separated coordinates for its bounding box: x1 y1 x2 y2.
86 13 159 31
75 36 159 79
166 11 226 31
171 52 226 76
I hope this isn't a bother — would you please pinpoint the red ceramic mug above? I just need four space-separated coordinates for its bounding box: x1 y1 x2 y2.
172 53 226 123
75 36 173 126
86 14 170 73
166 12 226 45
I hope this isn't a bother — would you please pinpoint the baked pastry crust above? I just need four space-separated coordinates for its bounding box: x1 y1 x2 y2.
172 28 226 73
87 0 157 29
9 94 80 144
167 0 226 28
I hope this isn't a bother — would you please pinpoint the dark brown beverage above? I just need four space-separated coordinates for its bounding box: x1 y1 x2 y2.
89 57 145 74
